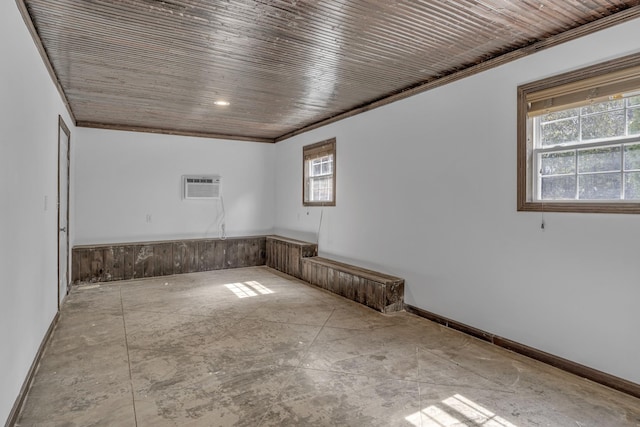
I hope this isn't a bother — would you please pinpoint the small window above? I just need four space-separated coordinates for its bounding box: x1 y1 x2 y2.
303 138 336 206
517 53 640 213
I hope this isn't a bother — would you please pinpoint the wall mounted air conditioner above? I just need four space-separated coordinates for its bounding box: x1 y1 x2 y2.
183 175 221 199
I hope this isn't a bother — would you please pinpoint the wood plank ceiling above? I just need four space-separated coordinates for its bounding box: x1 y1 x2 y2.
20 0 640 142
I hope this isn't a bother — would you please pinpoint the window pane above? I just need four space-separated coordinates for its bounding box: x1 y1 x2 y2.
311 160 321 176
541 176 576 200
628 95 640 107
581 99 624 115
320 157 333 175
628 106 640 135
310 156 333 177
581 110 625 140
540 108 579 122
624 172 640 199
625 144 640 170
540 117 579 146
540 151 575 175
579 173 621 199
577 146 621 173
310 176 332 201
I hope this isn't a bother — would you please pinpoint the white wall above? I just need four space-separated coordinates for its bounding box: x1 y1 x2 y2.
3 5 639 423
0 2 76 423
73 128 275 245
274 19 640 384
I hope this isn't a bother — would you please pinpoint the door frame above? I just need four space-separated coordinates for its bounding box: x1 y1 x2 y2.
57 115 71 310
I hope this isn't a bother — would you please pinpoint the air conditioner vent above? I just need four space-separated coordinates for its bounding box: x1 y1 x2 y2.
183 175 221 199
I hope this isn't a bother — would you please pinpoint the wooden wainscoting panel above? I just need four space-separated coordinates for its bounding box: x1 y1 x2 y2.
123 246 136 280
72 236 267 284
226 239 240 269
104 246 125 281
173 241 196 274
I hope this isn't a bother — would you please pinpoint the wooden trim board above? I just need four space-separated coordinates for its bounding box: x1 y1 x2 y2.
5 312 60 427
77 121 274 144
405 304 640 400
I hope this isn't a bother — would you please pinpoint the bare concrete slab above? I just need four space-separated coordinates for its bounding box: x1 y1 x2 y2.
16 266 640 426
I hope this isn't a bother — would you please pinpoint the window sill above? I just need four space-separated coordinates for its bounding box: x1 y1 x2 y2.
303 201 336 207
517 200 640 214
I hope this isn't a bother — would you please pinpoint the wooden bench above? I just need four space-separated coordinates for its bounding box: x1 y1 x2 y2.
73 235 404 314
301 256 404 313
265 235 317 279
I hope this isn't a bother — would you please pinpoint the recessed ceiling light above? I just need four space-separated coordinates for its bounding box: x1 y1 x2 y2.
214 100 230 106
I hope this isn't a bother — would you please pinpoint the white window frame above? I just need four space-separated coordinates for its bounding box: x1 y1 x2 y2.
532 106 640 201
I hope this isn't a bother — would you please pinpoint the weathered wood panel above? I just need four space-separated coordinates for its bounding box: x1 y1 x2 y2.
153 243 173 277
265 236 317 279
90 249 105 281
133 245 154 279
123 246 135 280
102 248 115 281
71 248 89 283
301 257 404 313
213 240 226 270
197 240 212 271
247 239 261 267
72 236 267 284
76 248 106 282
174 241 197 274
226 240 239 269
103 246 125 282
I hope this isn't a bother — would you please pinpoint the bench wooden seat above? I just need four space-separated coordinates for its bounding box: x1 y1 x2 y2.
301 256 404 313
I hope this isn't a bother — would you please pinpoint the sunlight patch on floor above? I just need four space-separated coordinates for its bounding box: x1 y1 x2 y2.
245 280 274 295
406 394 517 427
225 281 274 298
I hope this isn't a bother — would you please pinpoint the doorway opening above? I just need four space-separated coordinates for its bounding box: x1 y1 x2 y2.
58 116 70 309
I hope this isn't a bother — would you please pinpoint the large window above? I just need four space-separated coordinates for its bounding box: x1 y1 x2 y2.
518 53 640 213
303 138 336 206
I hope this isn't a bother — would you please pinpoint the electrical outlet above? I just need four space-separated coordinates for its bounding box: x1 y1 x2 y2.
146 214 152 223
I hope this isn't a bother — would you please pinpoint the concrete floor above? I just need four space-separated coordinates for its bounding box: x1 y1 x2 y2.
16 266 640 426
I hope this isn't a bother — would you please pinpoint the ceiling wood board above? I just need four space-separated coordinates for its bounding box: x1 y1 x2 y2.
20 0 640 142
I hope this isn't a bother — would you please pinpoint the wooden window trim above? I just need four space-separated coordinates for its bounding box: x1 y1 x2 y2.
517 52 640 214
303 138 336 207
